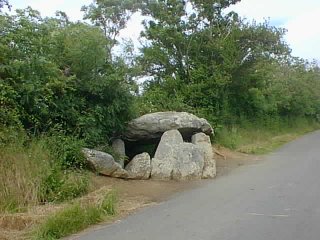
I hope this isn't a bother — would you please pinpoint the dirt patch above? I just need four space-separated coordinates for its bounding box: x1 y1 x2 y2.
214 145 263 177
91 177 201 203
1 147 262 240
0 202 71 240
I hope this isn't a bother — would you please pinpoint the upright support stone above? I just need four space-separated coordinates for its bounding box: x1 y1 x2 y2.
151 130 183 180
112 138 126 168
125 152 151 180
151 130 205 180
192 133 216 179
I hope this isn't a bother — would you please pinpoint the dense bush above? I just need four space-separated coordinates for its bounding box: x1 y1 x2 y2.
0 8 135 145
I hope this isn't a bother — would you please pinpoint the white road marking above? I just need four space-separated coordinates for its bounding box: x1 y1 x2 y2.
247 213 290 218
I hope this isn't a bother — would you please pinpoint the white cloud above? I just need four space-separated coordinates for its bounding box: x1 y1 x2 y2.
8 0 320 60
9 0 91 21
229 0 320 21
283 8 320 60
229 0 320 60
119 12 145 44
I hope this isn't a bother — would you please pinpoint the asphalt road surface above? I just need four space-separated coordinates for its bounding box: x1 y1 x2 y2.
75 130 320 240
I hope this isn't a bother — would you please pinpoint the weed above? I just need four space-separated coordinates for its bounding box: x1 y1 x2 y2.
34 191 117 240
34 204 101 240
40 170 89 203
99 190 117 215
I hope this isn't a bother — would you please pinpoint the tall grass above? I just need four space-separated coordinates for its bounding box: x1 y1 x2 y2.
34 191 117 240
0 137 51 212
216 117 320 154
0 129 89 213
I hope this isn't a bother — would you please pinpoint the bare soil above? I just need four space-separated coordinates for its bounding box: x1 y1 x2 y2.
0 147 262 240
214 145 262 176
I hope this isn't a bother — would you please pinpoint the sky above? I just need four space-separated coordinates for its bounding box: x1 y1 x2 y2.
7 0 320 61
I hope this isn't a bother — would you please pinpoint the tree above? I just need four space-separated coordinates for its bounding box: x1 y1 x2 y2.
138 0 294 123
0 0 11 12
0 7 135 145
81 0 141 58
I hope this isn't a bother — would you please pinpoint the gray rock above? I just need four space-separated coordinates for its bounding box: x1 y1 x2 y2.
82 148 129 178
111 138 126 168
151 157 175 180
125 152 151 180
125 112 213 141
151 130 205 180
192 133 216 179
171 143 204 180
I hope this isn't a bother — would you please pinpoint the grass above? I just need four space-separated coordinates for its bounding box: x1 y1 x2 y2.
33 191 117 240
0 137 52 212
0 129 120 239
0 129 89 213
216 117 320 154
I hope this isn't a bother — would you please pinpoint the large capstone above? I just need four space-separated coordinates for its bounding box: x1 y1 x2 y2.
151 130 205 180
124 112 213 142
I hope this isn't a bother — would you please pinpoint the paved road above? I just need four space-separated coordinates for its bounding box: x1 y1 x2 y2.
76 131 320 240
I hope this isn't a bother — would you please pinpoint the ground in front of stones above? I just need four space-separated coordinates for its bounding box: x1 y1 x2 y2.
0 146 262 240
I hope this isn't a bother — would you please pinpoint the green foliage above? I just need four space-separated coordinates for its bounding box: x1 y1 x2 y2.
45 132 86 169
81 0 140 41
40 170 89 203
3 2 318 152
215 126 243 150
0 130 89 212
0 8 135 146
215 117 320 153
135 81 193 115
34 204 101 240
34 191 117 240
100 190 117 215
137 1 320 126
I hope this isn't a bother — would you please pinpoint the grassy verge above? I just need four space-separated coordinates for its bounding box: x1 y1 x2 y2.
0 129 89 213
33 191 117 240
216 117 320 154
0 128 120 240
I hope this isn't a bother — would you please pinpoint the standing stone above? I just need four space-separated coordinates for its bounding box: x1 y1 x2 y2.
151 130 205 180
192 133 216 179
151 130 183 180
112 139 126 168
151 157 175 180
82 148 129 178
171 143 204 180
125 152 151 180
